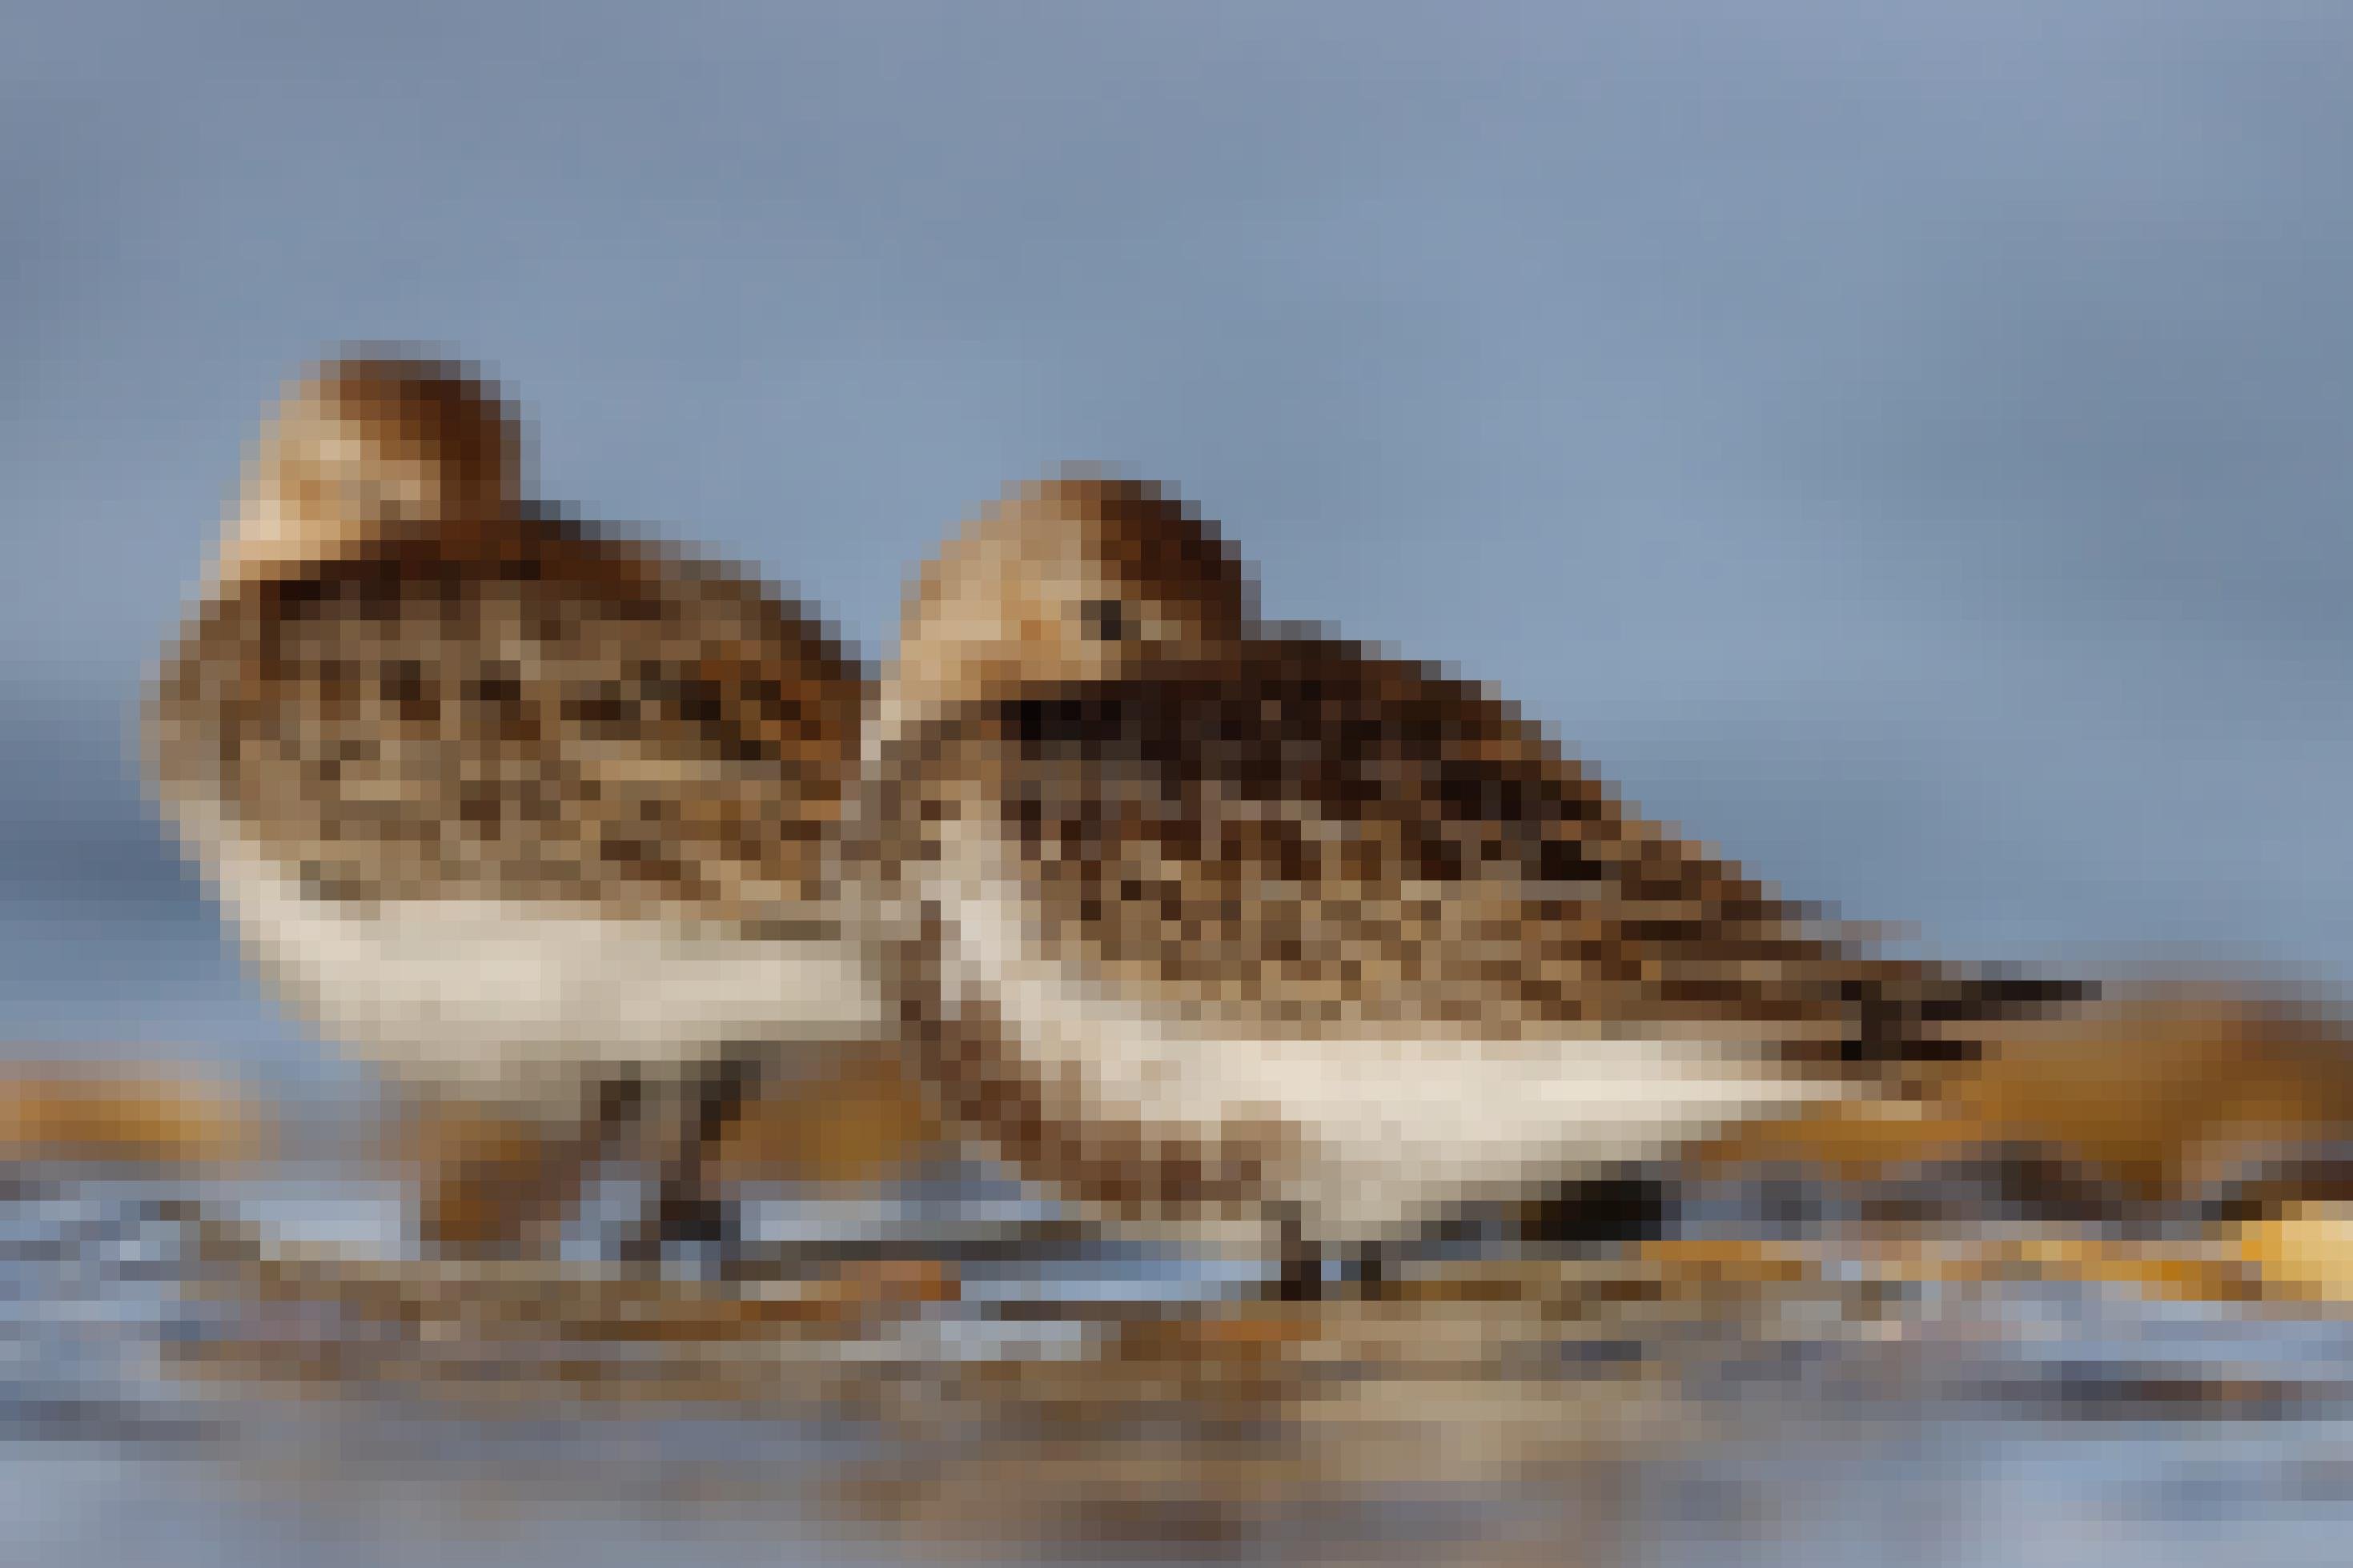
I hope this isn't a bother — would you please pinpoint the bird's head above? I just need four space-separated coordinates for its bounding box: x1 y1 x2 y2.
210 354 524 593
878 469 1254 744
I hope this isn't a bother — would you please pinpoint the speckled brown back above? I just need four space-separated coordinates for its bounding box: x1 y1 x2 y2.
147 514 865 930
883 635 2085 1057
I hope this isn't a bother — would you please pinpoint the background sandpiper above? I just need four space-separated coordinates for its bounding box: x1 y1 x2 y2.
145 355 886 1261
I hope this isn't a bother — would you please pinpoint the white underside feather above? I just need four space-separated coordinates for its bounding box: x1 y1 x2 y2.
184 808 887 1111
936 867 1846 1246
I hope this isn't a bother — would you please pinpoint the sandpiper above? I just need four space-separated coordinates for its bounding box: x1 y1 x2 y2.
857 471 2086 1291
144 355 885 1260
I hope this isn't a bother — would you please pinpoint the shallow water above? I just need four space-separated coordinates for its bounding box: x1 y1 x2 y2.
6 1141 2353 1568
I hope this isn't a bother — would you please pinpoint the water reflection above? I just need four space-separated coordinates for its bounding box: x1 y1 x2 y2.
8 1147 2353 1566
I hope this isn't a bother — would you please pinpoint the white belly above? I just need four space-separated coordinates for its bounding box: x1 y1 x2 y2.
938 874 1846 1248
198 825 889 1113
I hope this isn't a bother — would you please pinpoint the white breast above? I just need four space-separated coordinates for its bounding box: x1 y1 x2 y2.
933 863 1847 1248
191 815 889 1113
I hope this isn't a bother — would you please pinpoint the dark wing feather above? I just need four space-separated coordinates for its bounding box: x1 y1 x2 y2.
147 516 863 925
901 636 2086 1055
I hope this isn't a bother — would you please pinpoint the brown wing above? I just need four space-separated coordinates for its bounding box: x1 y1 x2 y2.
904 636 2082 1056
147 515 864 927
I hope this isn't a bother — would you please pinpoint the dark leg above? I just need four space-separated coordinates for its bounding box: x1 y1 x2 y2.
1271 1207 1338 1301
1273 1241 1390 1301
1275 1249 1325 1302
1523 1172 1673 1252
619 1050 763 1269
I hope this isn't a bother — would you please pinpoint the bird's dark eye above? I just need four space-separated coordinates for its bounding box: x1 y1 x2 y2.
1079 599 1130 643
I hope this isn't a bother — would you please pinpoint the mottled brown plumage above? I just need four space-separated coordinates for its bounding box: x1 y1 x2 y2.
866 473 2087 1253
151 511 860 927
145 356 885 1261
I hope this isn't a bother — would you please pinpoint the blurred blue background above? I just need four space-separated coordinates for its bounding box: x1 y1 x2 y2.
6 1 2351 1076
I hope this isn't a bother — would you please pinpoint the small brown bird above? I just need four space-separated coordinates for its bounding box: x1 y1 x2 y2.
144 355 886 1261
860 471 2086 1291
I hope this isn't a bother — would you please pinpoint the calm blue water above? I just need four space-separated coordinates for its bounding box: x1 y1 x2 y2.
0 1146 2348 1565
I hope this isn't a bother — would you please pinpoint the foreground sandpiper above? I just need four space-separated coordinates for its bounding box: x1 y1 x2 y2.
145 355 885 1260
859 471 2087 1293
